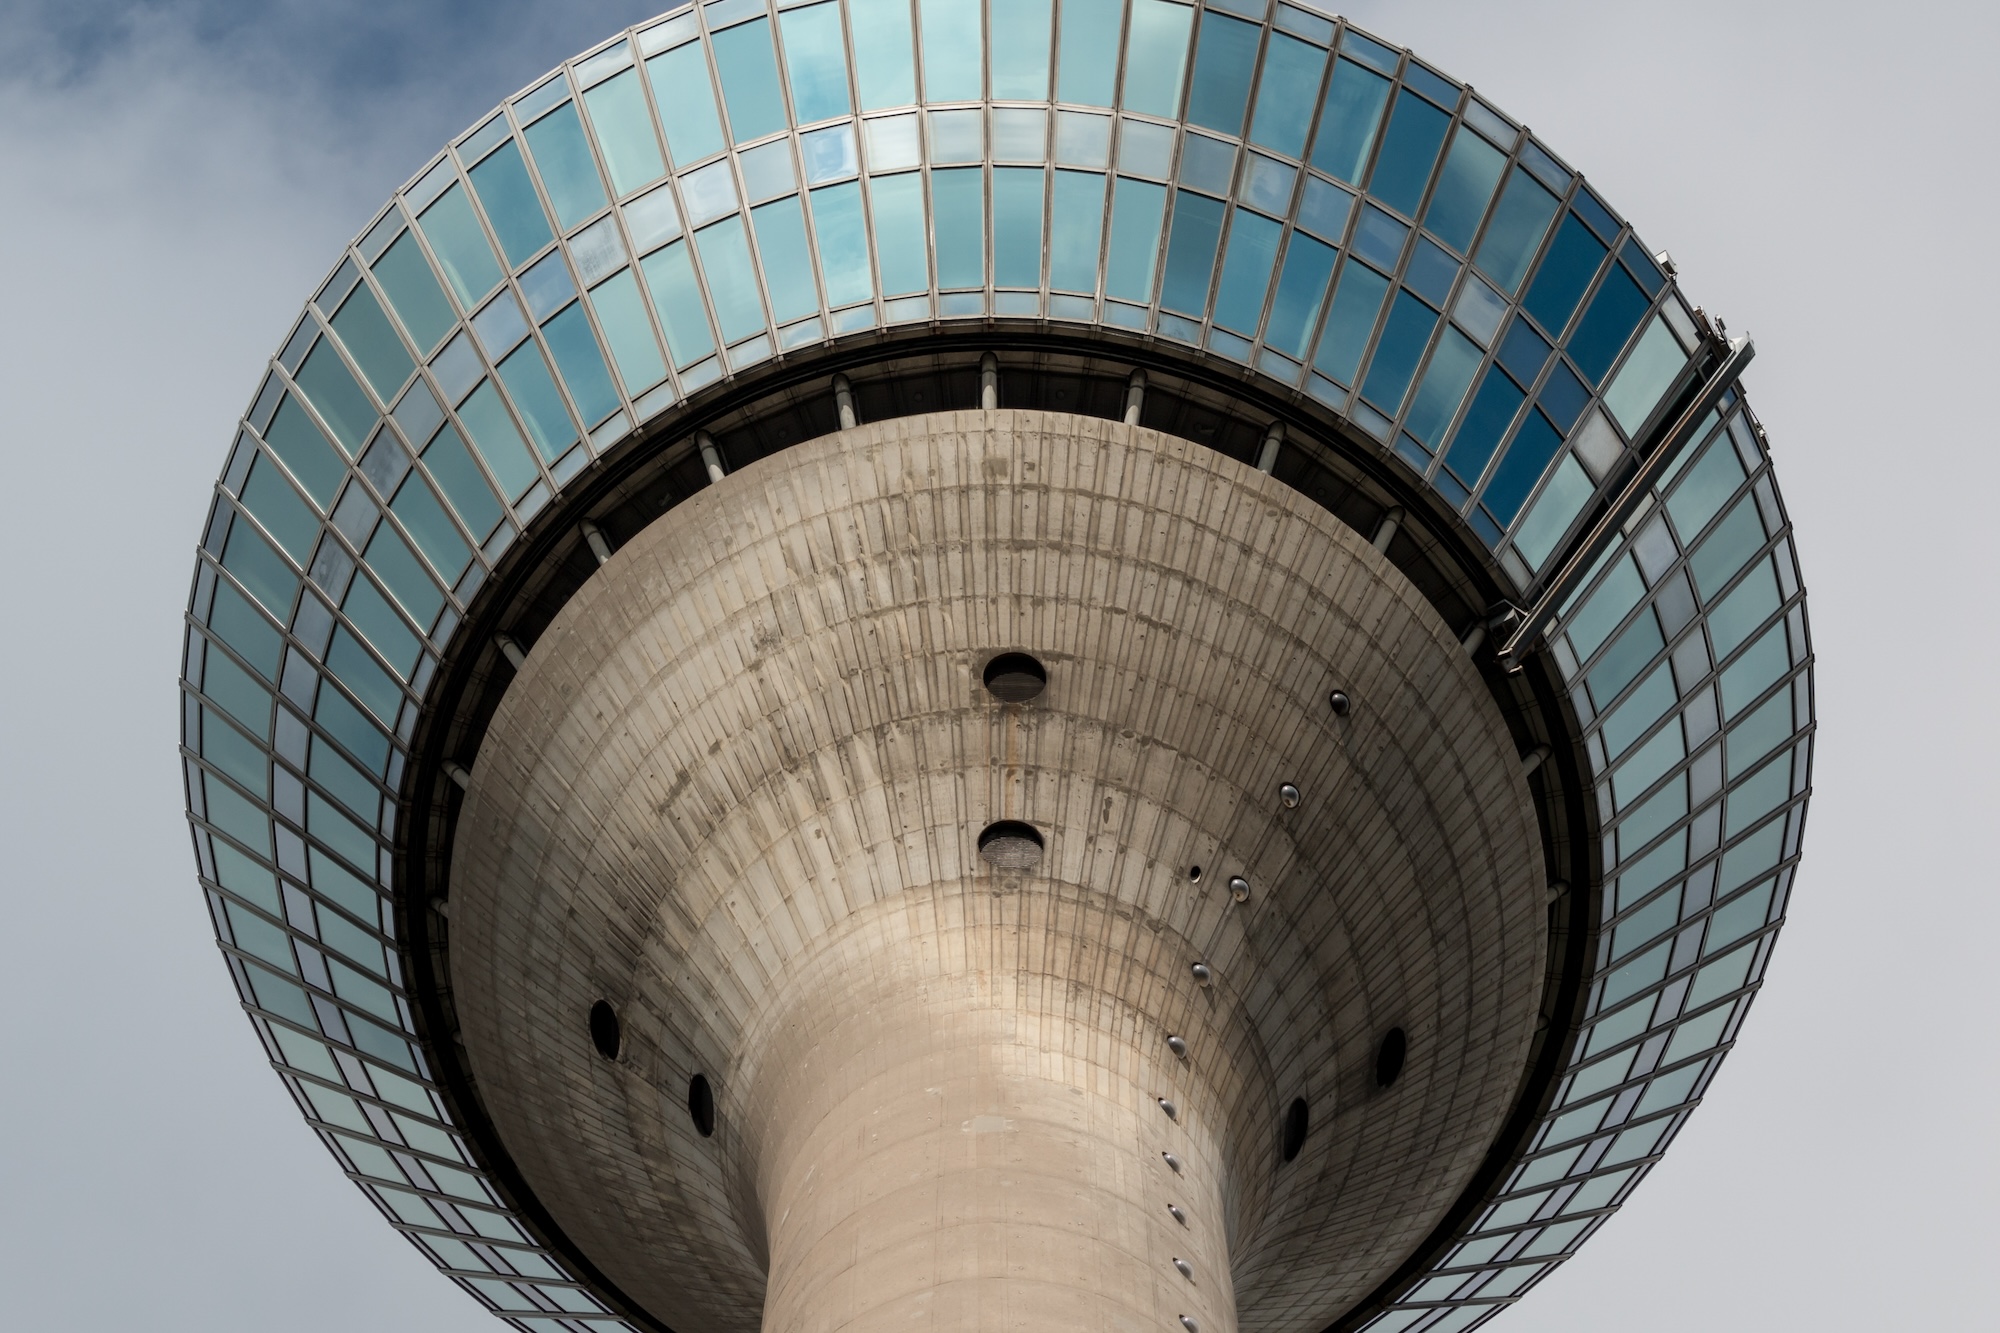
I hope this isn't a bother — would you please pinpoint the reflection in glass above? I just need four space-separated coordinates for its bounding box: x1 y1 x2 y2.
751 197 820 324
1186 12 1260 136
1122 0 1195 118
850 0 918 110
1311 60 1390 185
1213 211 1280 334
1474 166 1560 296
540 304 623 423
371 234 457 353
418 185 504 307
989 0 1052 100
1250 34 1327 159
1367 91 1450 218
1263 233 1336 359
497 341 578 459
801 123 860 183
646 43 726 165
331 285 414 401
780 3 852 124
931 167 984 289
467 141 555 267
713 19 787 146
870 172 929 295
993 168 1044 288
921 0 984 102
581 70 666 197
809 182 874 306
1160 191 1225 314
1362 290 1439 413
1105 177 1167 301
693 217 768 343
1404 326 1480 446
639 241 718 366
1057 0 1121 107
522 103 609 230
1425 129 1506 254
1313 261 1390 386
1049 171 1106 292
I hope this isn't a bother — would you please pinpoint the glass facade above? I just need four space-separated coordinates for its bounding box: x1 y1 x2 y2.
178 4 1814 1330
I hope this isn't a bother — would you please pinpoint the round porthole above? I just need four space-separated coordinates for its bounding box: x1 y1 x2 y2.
588 1000 621 1060
1282 1097 1309 1162
1375 1027 1407 1089
982 652 1047 703
687 1073 716 1137
978 820 1045 870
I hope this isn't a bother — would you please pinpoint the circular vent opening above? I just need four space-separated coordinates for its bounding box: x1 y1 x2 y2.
588 1001 621 1060
1282 1097 1309 1162
978 820 1045 870
687 1073 715 1137
982 652 1047 703
1375 1027 1408 1089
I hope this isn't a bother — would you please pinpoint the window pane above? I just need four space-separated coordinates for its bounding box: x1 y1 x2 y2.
920 0 984 102
469 140 554 267
1604 317 1688 435
751 196 820 323
421 424 503 538
1105 177 1167 302
809 182 874 306
781 4 853 124
496 342 575 460
992 167 1044 287
456 380 540 497
1159 190 1225 315
1569 267 1650 386
870 172 930 295
1514 454 1594 569
1423 128 1506 254
523 103 609 230
1404 326 1480 445
1481 408 1565 523
358 521 441 639
331 285 413 401
1212 210 1281 334
931 167 985 289
372 233 458 352
1473 166 1560 296
1524 213 1609 337
581 70 666 196
222 519 298 618
1311 260 1390 386
1049 171 1106 292
264 396 345 506
1263 232 1336 359
389 474 471 583
1441 366 1526 484
1367 90 1451 218
694 216 767 343
418 184 504 307
1310 59 1389 185
1056 0 1121 107
713 19 788 145
539 304 622 424
990 0 1051 99
1122 0 1195 118
240 458 317 562
850 0 918 109
1185 13 1260 137
638 241 718 365
1249 34 1325 159
586 269 667 392
294 341 376 453
646 44 726 165
1361 289 1439 413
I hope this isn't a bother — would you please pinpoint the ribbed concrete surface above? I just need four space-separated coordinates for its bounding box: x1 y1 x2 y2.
449 411 1547 1333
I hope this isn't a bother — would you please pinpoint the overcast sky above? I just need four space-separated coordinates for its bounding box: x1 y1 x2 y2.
0 2 1990 1330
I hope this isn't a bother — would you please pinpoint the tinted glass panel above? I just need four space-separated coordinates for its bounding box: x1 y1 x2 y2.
850 0 918 109
1049 171 1106 292
523 104 608 229
1473 166 1560 295
1263 232 1337 359
1057 0 1121 107
1312 261 1390 386
1367 91 1450 217
1106 177 1168 301
372 234 459 351
1310 60 1390 185
647 45 726 164
1524 213 1608 336
1213 210 1281 334
1160 191 1226 314
1424 128 1505 253
1249 34 1326 159
990 0 1052 99
992 168 1045 287
713 19 788 144
1186 13 1261 136
1123 0 1195 118
780 4 852 124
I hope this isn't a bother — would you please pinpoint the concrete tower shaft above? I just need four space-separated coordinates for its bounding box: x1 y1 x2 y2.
448 411 1549 1332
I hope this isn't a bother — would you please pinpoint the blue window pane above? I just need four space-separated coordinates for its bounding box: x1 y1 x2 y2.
1538 361 1590 432
331 285 413 402
781 3 853 124
524 104 608 229
418 184 503 307
1482 408 1565 523
1473 166 1560 296
389 474 471 584
1186 13 1261 136
993 168 1045 288
1362 289 1439 413
1310 59 1390 185
1405 237 1458 305
1160 191 1225 314
539 305 622 425
1249 34 1326 159
1123 0 1195 118
1367 90 1450 218
638 241 718 366
240 459 316 562
1424 128 1506 254
584 270 664 392
1497 317 1550 383
1049 171 1106 291
1057 0 1121 107
851 0 918 109
1311 261 1390 386
294 342 376 454
751 197 820 324
1524 213 1609 337
467 141 552 268
920 0 983 101
931 167 985 289
371 233 457 353
421 424 503 538
457 380 540 498
809 182 874 306
1212 210 1281 334
207 581 283 679
870 173 930 295
1105 177 1167 301
1404 325 1480 445
1568 267 1649 385
363 522 444 629
646 45 726 165
1350 204 1407 271
694 216 767 343
714 19 788 145
1442 366 1526 483
221 520 298 619
990 0 1052 99
496 341 578 460
582 71 665 200
1296 174 1352 241
342 574 421 673
1621 240 1666 296
1263 233 1337 359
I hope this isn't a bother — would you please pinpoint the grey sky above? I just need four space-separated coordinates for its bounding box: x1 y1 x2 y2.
0 2 1989 1329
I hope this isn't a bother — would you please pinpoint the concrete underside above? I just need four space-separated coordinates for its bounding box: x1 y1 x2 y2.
449 411 1548 1333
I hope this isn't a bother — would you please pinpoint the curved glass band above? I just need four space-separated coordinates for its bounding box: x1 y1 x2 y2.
176 3 1814 1330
